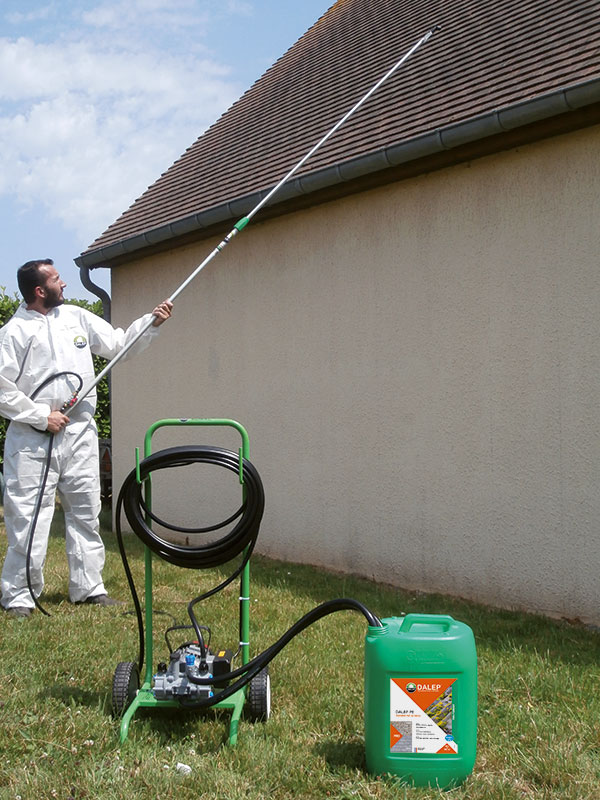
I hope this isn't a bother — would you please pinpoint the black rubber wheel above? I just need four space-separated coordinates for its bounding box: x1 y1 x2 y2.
247 666 271 721
112 661 139 717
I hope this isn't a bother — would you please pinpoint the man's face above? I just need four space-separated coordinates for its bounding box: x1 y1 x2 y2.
39 265 66 309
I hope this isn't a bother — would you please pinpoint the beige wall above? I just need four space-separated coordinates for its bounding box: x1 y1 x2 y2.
111 124 600 625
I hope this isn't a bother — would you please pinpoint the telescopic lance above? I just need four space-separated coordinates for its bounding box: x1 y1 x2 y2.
68 24 440 413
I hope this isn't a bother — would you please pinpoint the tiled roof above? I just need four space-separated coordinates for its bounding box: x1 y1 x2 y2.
80 0 600 263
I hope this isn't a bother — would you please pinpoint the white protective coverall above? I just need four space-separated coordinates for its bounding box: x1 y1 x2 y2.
0 303 160 609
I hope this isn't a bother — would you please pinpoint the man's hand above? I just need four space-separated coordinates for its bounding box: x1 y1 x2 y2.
47 410 70 433
152 300 173 327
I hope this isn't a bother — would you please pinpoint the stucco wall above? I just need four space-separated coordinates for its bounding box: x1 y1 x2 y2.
110 124 600 625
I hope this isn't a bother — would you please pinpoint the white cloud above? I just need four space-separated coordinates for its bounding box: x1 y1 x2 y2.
223 1 253 14
5 4 57 25
81 0 207 33
0 2 243 246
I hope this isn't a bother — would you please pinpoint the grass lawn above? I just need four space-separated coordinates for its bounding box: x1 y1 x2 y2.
0 510 599 799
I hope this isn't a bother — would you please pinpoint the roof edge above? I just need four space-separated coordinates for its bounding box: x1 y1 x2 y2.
75 76 600 269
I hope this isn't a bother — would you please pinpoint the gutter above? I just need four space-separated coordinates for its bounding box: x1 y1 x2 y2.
78 264 111 322
75 75 600 285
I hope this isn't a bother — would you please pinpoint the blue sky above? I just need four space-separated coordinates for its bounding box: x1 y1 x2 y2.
0 0 333 301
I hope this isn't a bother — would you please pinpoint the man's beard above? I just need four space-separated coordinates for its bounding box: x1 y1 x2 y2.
42 289 64 309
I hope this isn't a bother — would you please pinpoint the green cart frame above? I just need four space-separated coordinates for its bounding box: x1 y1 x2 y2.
117 418 253 745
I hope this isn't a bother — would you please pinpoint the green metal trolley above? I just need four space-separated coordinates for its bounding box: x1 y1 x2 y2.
112 418 269 745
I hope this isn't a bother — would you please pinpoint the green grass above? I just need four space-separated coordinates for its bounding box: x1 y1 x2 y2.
1 512 599 800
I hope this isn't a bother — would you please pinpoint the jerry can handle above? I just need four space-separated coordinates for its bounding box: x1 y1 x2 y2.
399 613 455 632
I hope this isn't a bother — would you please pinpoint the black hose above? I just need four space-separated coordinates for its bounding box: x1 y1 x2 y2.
24 371 84 616
25 433 54 616
182 598 382 709
115 445 265 669
115 487 146 669
116 443 383 698
119 445 264 569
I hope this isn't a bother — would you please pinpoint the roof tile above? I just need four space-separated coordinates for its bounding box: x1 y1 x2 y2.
83 0 600 256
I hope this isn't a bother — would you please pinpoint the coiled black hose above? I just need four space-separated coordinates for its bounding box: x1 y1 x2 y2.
119 445 264 569
116 443 383 704
116 445 265 668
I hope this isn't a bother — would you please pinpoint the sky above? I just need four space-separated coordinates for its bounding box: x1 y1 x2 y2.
0 0 334 301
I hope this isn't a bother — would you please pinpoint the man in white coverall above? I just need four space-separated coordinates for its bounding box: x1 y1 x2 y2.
0 259 173 618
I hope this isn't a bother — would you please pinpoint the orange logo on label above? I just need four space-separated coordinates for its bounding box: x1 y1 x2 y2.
437 743 456 754
392 678 456 711
390 725 403 748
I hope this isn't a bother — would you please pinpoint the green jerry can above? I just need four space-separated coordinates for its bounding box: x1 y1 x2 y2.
364 613 477 789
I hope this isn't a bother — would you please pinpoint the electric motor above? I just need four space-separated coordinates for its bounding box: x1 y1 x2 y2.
152 645 233 703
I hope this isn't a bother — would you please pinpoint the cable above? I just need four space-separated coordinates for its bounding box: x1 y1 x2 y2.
165 627 211 656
